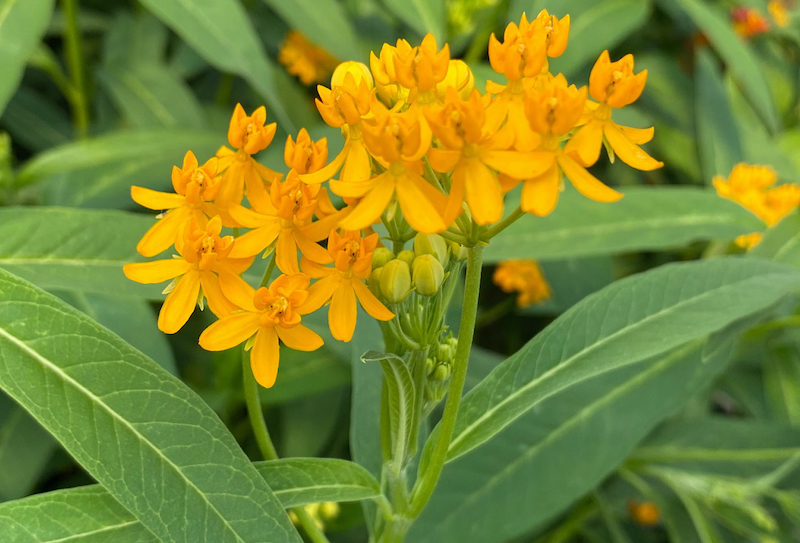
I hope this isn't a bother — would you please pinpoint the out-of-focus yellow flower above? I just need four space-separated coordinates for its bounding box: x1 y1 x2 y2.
628 500 660 527
132 151 221 257
285 128 328 174
124 216 254 334
732 6 771 37
371 34 450 99
735 232 763 249
301 230 394 341
335 101 450 233
278 30 339 85
493 260 550 307
216 104 281 218
566 51 662 171
426 88 546 224
769 0 791 28
228 170 338 274
199 274 323 388
512 75 622 216
435 60 475 101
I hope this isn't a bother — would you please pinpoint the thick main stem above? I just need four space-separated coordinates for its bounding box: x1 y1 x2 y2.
242 352 332 543
408 244 484 516
61 0 89 138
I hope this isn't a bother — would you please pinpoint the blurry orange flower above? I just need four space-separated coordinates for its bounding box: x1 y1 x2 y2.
278 30 338 85
732 6 771 37
628 500 660 527
124 216 254 334
769 0 791 27
199 274 323 388
493 260 550 307
132 151 221 257
300 230 394 341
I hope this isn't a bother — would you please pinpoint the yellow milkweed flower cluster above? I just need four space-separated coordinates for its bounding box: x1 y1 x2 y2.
124 11 658 388
278 31 339 85
493 260 551 307
714 163 800 249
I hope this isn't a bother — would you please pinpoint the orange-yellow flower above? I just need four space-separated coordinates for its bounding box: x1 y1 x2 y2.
123 216 254 334
132 151 221 257
426 88 549 224
371 34 450 98
628 500 660 527
333 100 450 233
284 128 329 174
199 274 323 388
277 30 338 86
515 74 622 216
488 11 569 81
732 6 771 37
435 60 475 101
216 104 281 216
300 230 394 341
228 170 337 274
769 1 790 28
493 260 550 307
566 51 662 171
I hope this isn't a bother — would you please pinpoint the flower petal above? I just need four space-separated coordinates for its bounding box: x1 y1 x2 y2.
521 162 561 216
228 223 281 258
299 274 339 313
603 123 663 171
557 154 623 203
329 282 357 341
480 150 554 179
218 270 257 311
396 173 447 233
251 327 280 388
276 324 324 351
299 143 347 184
276 228 299 274
136 207 192 257
229 205 278 228
340 140 372 183
131 186 185 210
199 271 239 317
616 125 654 145
427 148 462 172
199 311 261 351
123 259 190 284
564 120 603 167
353 280 394 321
338 176 395 231
158 271 201 334
463 159 503 225
294 228 333 264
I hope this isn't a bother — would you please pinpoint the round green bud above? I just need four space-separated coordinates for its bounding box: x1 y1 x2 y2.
446 336 458 350
380 259 411 303
447 240 468 261
433 364 451 381
436 342 454 362
425 357 435 375
414 233 448 264
369 266 384 298
397 250 416 267
372 247 395 269
412 254 445 296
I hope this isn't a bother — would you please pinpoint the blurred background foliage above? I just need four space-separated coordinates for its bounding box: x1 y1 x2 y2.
2 0 800 541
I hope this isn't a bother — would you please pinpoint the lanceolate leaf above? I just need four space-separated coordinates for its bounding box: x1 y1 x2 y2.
382 0 445 42
0 207 160 299
0 459 381 543
441 258 800 462
0 269 302 543
749 212 800 268
485 187 762 262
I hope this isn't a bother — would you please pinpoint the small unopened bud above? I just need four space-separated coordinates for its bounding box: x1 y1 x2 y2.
319 502 340 520
433 364 451 381
447 240 468 261
369 266 384 297
436 342 454 362
414 233 448 265
425 357 435 375
412 254 445 296
380 259 411 303
372 247 395 269
436 59 475 100
397 250 416 267
447 336 458 350
331 61 374 89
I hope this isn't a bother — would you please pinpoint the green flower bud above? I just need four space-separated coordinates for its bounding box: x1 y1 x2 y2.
372 247 395 269
319 501 340 520
447 240 468 261
447 336 458 350
369 266 384 297
433 364 451 381
436 342 454 362
397 250 416 267
380 259 411 303
425 357 435 375
414 233 448 264
412 254 445 296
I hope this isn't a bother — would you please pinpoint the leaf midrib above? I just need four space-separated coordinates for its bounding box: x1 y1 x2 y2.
45 521 142 543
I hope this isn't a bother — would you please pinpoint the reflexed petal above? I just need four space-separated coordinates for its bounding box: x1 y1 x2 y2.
224 257 255 275
131 186 184 210
243 160 271 204
338 177 395 231
603 123 663 171
329 283 357 341
218 270 257 311
616 125 654 145
480 149 554 179
396 173 447 233
353 280 394 321
442 167 466 226
229 205 278 228
276 324 324 351
228 223 281 258
158 271 201 334
276 228 299 274
299 144 347 184
136 206 191 257
294 228 333 264
463 160 503 225
521 162 560 216
251 327 280 388
564 120 603 167
123 259 190 284
300 210 341 242
300 257 335 279
330 176 380 199
199 311 260 351
341 140 372 183
557 154 623 203
427 148 462 172
299 274 339 313
199 271 239 318
216 161 245 208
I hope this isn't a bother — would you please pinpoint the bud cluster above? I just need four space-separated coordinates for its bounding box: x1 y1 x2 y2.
424 335 458 414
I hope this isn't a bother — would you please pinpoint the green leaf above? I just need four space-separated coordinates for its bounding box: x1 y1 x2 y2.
0 87 73 152
139 0 294 131
19 129 223 208
0 393 55 501
411 334 736 543
486 187 763 263
264 346 350 405
441 257 800 462
102 11 169 68
0 207 161 299
261 0 362 60
671 0 780 133
749 212 800 268
0 269 302 543
0 0 54 116
695 48 742 184
551 0 651 78
382 0 445 41
0 459 380 542
763 346 800 426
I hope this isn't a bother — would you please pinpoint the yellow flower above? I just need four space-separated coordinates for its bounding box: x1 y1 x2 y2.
371 34 450 101
123 216 254 334
435 60 475 101
300 230 394 341
566 51 662 171
199 274 323 388
228 170 338 274
514 74 622 216
488 11 569 81
628 500 660 527
735 232 763 249
277 30 339 85
493 260 551 307
334 100 450 233
284 128 329 174
769 0 790 28
132 151 221 257
426 88 547 225
732 6 771 37
216 104 281 217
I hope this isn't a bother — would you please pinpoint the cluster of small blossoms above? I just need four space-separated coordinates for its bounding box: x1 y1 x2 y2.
714 163 800 249
278 31 339 85
731 0 791 38
289 502 340 531
124 11 656 389
492 260 551 307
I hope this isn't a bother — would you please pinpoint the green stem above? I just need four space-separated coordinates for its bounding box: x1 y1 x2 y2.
408 244 484 516
481 207 524 241
242 351 332 543
259 255 277 288
61 0 89 138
